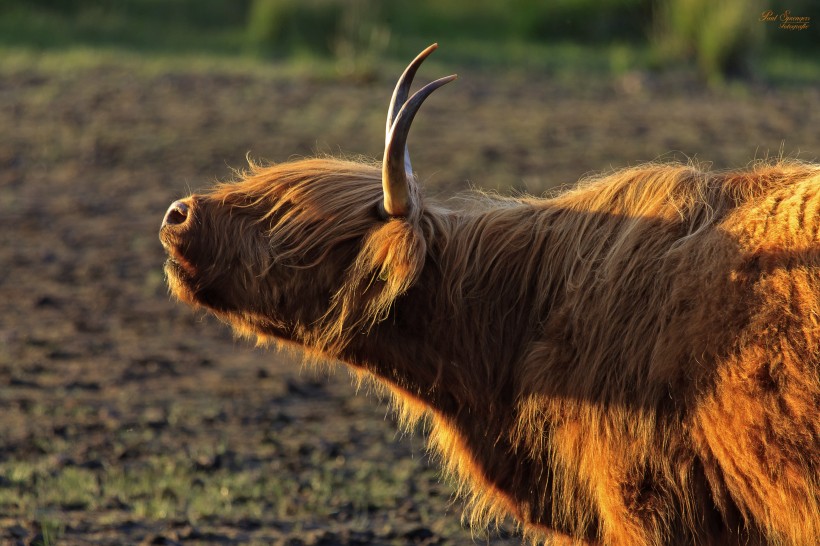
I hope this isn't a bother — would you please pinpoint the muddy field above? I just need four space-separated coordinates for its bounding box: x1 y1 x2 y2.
1 54 819 545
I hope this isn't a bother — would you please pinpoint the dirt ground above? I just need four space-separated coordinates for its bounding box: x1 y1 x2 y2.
1 55 818 545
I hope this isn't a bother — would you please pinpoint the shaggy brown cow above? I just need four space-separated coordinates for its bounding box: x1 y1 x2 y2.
159 45 820 545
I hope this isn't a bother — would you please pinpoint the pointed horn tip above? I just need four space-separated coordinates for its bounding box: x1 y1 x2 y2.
415 43 439 62
429 74 458 89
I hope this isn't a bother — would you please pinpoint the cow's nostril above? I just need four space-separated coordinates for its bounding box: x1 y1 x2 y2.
163 200 190 228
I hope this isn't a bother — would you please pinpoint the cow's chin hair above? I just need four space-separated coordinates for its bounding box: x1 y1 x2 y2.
164 259 292 344
164 258 200 307
164 258 233 314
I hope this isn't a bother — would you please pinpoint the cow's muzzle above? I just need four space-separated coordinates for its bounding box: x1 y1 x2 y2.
159 197 197 274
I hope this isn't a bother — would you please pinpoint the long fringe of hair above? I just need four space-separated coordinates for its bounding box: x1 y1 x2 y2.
207 156 820 545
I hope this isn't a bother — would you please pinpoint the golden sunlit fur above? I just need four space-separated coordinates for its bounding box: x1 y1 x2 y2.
164 157 820 545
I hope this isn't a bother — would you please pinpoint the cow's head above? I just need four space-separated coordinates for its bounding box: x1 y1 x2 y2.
159 45 455 343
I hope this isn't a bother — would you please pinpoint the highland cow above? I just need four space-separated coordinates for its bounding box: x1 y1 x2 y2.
159 45 820 545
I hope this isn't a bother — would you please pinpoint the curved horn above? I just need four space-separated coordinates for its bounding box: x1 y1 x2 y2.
381 48 456 218
385 43 439 142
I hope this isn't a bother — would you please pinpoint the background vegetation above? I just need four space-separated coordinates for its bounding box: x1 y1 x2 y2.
0 0 818 82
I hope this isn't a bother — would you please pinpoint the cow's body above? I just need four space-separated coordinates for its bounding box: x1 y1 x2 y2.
160 46 820 545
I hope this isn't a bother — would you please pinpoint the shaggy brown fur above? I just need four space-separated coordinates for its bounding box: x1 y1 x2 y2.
160 157 820 545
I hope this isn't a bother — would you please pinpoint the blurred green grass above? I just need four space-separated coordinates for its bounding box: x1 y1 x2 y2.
1 0 818 83
0 451 429 523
